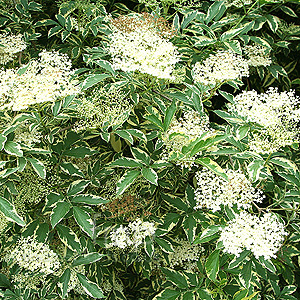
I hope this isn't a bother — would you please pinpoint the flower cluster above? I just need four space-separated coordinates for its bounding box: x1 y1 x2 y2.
109 219 156 249
219 211 287 259
161 110 214 168
75 85 132 131
0 50 80 111
192 50 249 86
6 236 61 275
108 13 180 79
244 44 272 67
0 33 27 65
194 168 263 212
229 88 300 153
167 239 204 272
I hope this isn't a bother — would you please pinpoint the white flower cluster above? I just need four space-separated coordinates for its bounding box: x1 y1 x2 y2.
0 33 27 65
219 211 287 260
6 236 61 275
192 50 249 86
0 50 80 111
168 239 204 272
109 219 156 249
229 88 300 153
244 44 272 67
161 110 214 168
75 85 132 131
194 167 263 212
108 14 180 79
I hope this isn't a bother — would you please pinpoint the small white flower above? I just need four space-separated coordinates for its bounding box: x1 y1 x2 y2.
244 44 272 67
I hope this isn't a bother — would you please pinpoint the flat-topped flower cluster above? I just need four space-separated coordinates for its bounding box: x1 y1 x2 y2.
194 167 264 212
0 50 80 111
109 219 156 249
5 236 61 275
108 13 180 79
219 211 288 260
192 50 249 87
229 88 300 153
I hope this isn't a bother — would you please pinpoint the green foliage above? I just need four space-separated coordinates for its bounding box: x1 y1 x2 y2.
0 0 300 299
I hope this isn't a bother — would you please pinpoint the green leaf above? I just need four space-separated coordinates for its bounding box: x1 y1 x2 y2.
72 253 105 266
220 21 254 41
116 170 140 196
206 1 226 24
228 250 251 269
195 158 228 180
80 74 111 90
173 13 180 33
67 180 90 196
35 19 58 27
4 141 23 157
258 257 276 273
50 201 71 228
115 130 134 145
141 167 158 185
94 59 116 76
153 288 180 300
266 15 279 32
161 193 188 212
26 157 46 179
110 157 143 168
77 273 105 298
163 100 176 131
280 6 298 18
56 224 81 253
126 129 147 142
183 215 197 243
270 157 298 173
205 249 220 281
185 184 196 208
239 260 252 289
48 25 63 38
59 268 70 299
194 36 217 47
155 237 174 253
214 110 245 124
267 65 288 79
64 146 98 158
71 194 109 205
131 147 150 165
197 289 213 300
161 268 188 289
0 196 26 226
194 225 221 244
0 134 7 150
144 235 154 258
60 162 85 177
181 10 197 29
73 206 94 238
247 159 264 182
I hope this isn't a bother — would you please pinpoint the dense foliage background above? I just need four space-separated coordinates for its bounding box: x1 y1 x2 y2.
0 0 300 299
